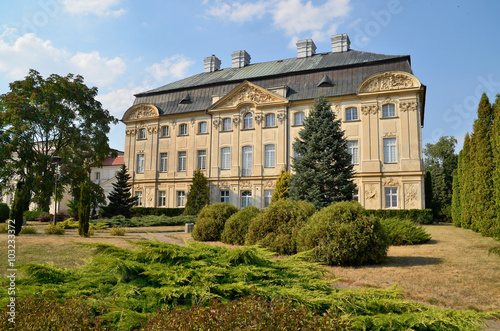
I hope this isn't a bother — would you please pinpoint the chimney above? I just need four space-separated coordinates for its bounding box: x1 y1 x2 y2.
231 50 251 68
331 33 350 53
204 55 221 73
296 39 316 58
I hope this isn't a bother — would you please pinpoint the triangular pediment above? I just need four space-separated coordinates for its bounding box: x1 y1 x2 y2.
357 71 421 94
208 81 288 112
122 103 160 122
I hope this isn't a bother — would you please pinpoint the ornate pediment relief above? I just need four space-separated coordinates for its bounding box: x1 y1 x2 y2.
122 104 160 122
208 81 288 112
357 71 421 94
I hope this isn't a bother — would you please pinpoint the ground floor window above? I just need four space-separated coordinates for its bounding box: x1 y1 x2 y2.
352 188 359 202
177 191 186 207
135 191 143 207
158 191 166 207
264 190 273 208
241 190 252 208
385 187 398 208
220 190 229 203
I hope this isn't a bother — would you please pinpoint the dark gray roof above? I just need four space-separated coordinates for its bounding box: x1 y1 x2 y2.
132 49 413 116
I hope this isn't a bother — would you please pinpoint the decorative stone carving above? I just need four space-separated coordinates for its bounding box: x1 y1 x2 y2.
126 129 136 136
218 181 230 189
405 184 418 206
383 178 400 187
240 181 252 188
171 120 177 128
379 96 398 106
360 72 415 93
255 114 263 124
240 105 254 114
212 118 220 128
225 85 279 107
383 132 397 138
129 105 158 120
190 118 196 125
277 112 286 124
146 189 154 203
147 126 157 135
135 185 143 191
264 180 275 188
365 184 378 201
333 104 340 116
400 101 417 112
232 116 240 125
361 104 378 115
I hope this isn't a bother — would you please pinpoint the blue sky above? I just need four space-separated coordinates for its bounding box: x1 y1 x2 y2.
1 0 500 152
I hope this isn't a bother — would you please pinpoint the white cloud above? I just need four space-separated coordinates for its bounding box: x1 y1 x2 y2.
62 0 126 18
206 0 351 43
97 86 144 118
146 55 195 84
0 29 126 88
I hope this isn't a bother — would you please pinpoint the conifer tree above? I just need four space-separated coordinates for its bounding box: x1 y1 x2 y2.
424 171 433 211
10 181 26 236
289 96 355 209
492 94 500 237
460 133 473 228
105 165 137 217
271 168 291 203
451 168 461 227
78 180 91 237
184 169 210 215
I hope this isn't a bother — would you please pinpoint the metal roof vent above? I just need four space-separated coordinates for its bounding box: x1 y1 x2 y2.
231 50 251 68
296 39 316 58
317 75 333 87
331 33 350 53
204 55 221 73
179 93 191 104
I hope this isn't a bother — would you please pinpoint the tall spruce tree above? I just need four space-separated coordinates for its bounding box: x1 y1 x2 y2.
271 168 291 203
105 165 137 217
289 96 355 209
183 169 210 215
460 133 473 228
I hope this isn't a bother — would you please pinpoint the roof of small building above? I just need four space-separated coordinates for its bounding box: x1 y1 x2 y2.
102 156 124 166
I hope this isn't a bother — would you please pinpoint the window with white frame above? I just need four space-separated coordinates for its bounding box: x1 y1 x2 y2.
242 146 252 176
197 150 206 170
383 138 397 163
178 151 187 171
352 188 359 202
385 187 398 208
294 112 305 126
220 190 229 203
158 191 166 207
136 154 144 173
241 190 252 208
179 123 188 135
222 118 231 131
221 147 230 170
135 191 143 206
265 114 275 127
159 153 168 172
243 113 253 129
382 104 396 118
264 190 273 208
161 125 169 137
345 107 358 121
138 128 146 140
347 141 359 164
95 172 100 183
264 144 275 168
177 191 186 207
198 122 207 134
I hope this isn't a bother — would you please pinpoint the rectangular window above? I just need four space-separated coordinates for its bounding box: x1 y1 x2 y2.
138 128 146 140
347 141 359 164
222 118 231 131
159 153 168 172
197 150 206 170
241 190 252 208
178 151 187 172
242 146 252 176
220 190 229 203
385 187 398 208
345 107 358 121
199 122 207 134
264 145 275 168
353 189 359 202
294 112 305 126
95 172 100 182
161 125 169 137
264 190 273 208
179 124 188 135
136 154 144 173
266 114 275 127
177 191 185 207
135 191 143 206
382 104 396 118
383 138 397 163
221 147 230 170
158 191 166 207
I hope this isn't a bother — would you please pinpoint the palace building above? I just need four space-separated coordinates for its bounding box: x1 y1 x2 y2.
121 34 426 210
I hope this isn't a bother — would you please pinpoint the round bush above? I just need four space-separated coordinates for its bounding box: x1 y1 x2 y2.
0 203 9 223
192 203 238 241
245 199 315 255
221 206 260 245
297 201 389 266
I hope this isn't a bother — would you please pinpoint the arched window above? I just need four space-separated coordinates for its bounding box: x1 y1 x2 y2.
198 121 207 134
382 104 396 118
294 112 305 126
243 113 253 129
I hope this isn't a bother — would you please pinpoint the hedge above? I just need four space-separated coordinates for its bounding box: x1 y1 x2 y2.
365 209 433 224
130 207 184 217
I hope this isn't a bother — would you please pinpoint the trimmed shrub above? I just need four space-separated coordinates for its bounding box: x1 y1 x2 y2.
380 217 431 245
221 206 260 245
19 226 37 234
297 201 389 266
245 199 315 255
59 218 79 229
130 207 184 217
45 224 65 235
91 214 195 228
110 226 126 236
0 223 8 233
192 203 238 241
366 209 433 224
0 203 9 223
24 209 47 221
37 213 51 222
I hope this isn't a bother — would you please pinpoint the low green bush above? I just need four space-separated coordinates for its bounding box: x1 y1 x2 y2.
245 199 315 255
0 203 9 223
90 214 195 228
221 206 260 245
0 223 8 233
366 209 434 224
297 201 389 266
380 217 431 245
59 218 79 229
19 226 37 234
23 209 48 222
130 207 184 217
45 224 65 235
109 226 126 236
37 213 52 222
192 203 238 241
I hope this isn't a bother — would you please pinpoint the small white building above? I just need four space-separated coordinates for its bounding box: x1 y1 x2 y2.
90 155 125 205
